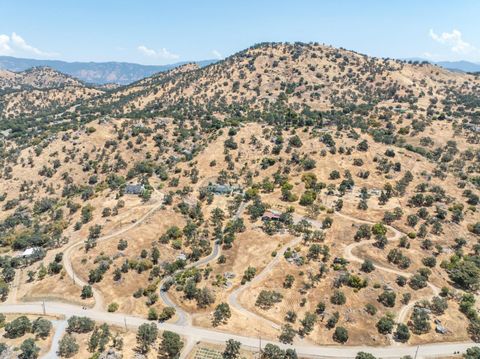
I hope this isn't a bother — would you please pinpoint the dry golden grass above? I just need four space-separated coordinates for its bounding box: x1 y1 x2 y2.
0 106 477 347
0 314 61 356
69 207 185 316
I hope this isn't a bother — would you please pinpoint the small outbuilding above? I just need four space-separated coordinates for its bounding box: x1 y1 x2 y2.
20 248 35 257
435 324 448 334
262 210 282 221
207 183 242 195
15 247 40 259
125 184 145 195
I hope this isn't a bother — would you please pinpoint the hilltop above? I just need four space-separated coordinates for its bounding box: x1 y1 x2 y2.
0 66 84 91
4 42 478 144
48 42 479 136
80 42 479 118
0 67 104 121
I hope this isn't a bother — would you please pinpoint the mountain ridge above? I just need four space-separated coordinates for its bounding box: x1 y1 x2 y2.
404 58 480 73
0 56 216 85
1 42 479 138
0 66 85 91
80 42 479 120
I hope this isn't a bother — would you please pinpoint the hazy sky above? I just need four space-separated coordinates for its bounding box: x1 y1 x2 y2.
1 0 479 64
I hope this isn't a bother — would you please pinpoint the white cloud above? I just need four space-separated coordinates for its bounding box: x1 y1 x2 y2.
429 29 478 56
212 49 223 59
0 32 57 57
0 34 12 55
137 45 179 60
11 33 57 57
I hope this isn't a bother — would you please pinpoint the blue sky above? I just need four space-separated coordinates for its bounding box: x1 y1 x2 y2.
0 0 479 64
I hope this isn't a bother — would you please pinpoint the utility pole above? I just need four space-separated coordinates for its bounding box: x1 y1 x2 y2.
124 317 127 332
42 300 46 315
414 345 419 359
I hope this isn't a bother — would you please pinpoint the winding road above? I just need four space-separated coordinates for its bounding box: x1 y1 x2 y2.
2 193 477 358
339 210 441 324
37 192 166 357
63 191 165 310
158 239 222 326
158 200 246 326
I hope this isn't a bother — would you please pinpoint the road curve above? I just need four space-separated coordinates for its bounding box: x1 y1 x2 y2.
225 210 333 331
0 302 475 359
1 199 475 358
63 193 165 311
338 211 441 325
159 240 221 326
228 237 302 330
158 201 247 325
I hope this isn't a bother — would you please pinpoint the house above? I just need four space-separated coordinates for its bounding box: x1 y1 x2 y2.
0 129 10 137
125 184 145 195
21 248 35 257
262 210 282 221
207 183 242 195
286 252 303 266
16 247 36 258
369 189 382 196
465 123 480 133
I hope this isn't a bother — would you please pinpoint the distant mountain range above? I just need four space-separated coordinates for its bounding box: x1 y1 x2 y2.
405 58 480 73
0 56 216 85
1 54 478 87
434 60 480 73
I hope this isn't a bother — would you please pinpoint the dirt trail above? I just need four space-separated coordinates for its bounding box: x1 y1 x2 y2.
62 191 165 310
227 208 442 341
227 237 302 330
338 211 441 327
55 190 443 342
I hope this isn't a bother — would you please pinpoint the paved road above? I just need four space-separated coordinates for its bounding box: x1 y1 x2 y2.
0 302 476 359
3 195 476 358
42 319 67 359
159 201 246 326
179 337 197 359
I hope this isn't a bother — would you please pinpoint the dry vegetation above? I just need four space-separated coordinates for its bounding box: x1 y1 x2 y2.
0 42 479 358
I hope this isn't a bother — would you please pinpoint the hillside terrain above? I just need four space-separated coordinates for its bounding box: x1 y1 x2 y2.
0 42 479 358
0 67 83 91
0 67 105 122
75 43 479 119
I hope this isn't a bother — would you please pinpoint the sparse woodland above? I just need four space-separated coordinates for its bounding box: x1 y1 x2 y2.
0 42 479 358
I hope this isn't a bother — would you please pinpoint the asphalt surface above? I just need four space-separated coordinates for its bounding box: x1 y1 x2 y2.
0 302 476 359
42 319 67 359
3 195 478 358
